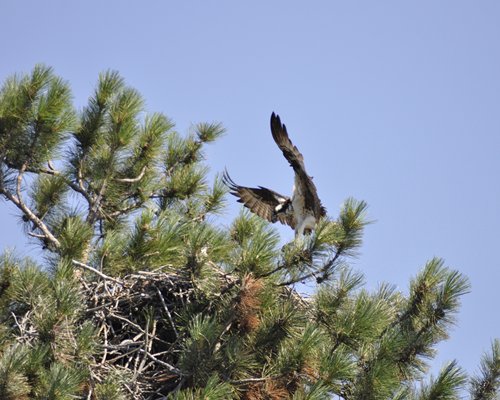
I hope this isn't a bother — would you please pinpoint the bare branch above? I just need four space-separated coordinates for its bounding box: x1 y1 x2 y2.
108 202 142 218
87 177 109 225
77 162 87 193
155 286 178 338
231 377 272 384
137 348 182 376
72 259 124 285
27 231 47 239
0 163 61 249
108 313 144 333
115 166 147 183
22 163 94 206
16 163 26 201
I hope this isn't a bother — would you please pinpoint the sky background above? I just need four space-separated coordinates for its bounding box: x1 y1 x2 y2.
1 0 499 382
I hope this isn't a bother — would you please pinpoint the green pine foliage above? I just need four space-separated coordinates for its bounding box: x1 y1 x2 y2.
470 340 500 400
0 65 498 399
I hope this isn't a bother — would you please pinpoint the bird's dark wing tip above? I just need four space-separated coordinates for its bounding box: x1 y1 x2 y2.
221 168 239 191
270 112 286 140
271 111 282 128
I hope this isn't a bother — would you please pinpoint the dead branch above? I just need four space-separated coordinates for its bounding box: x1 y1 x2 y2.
115 166 147 183
0 163 61 248
72 259 124 285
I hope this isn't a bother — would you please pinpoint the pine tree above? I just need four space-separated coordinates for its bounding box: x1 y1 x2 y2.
0 65 498 399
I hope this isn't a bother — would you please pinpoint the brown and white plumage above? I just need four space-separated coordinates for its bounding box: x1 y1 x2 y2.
222 170 295 229
224 112 326 236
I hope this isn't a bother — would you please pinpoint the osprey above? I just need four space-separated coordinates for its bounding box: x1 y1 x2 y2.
223 112 326 236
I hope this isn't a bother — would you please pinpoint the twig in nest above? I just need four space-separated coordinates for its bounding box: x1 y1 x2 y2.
72 259 124 285
155 286 178 338
108 313 144 334
138 349 182 375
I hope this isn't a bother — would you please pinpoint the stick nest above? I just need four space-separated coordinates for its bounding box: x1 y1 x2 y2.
82 269 197 399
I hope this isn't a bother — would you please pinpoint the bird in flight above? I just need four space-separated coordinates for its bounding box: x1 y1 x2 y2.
223 112 326 236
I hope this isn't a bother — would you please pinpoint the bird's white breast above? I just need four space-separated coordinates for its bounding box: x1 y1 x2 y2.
291 180 316 235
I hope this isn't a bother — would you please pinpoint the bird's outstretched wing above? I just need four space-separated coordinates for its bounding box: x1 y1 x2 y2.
270 112 327 218
270 112 305 173
222 170 294 228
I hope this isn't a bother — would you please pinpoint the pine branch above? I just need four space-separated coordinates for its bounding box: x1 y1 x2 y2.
470 340 500 400
257 262 287 279
277 249 342 286
18 162 94 208
0 163 61 248
87 177 109 225
418 361 467 400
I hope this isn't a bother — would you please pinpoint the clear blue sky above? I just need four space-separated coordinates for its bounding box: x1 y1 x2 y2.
1 0 499 379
